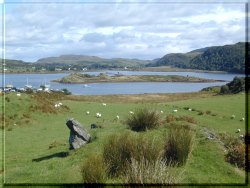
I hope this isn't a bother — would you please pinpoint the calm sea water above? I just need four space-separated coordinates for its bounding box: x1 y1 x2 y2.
1 71 244 95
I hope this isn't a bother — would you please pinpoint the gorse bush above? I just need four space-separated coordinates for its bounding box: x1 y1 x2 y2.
81 154 107 183
126 108 161 132
164 124 195 166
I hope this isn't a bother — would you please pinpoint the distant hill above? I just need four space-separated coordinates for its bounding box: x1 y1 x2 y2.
2 42 246 73
35 55 150 69
147 52 199 68
1 59 33 72
149 42 246 73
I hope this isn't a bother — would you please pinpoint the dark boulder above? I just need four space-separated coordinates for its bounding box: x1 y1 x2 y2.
66 118 91 149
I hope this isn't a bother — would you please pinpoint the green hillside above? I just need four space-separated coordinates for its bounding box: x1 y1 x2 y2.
35 55 150 70
150 42 246 73
1 59 33 72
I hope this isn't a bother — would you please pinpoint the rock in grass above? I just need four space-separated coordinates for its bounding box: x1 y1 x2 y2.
66 118 91 150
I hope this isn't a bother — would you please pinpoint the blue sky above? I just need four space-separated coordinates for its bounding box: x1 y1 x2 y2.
1 0 247 62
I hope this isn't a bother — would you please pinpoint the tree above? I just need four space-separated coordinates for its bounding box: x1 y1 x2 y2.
220 85 229 94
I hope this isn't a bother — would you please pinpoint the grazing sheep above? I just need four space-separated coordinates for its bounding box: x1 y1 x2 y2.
116 115 120 120
236 129 241 133
239 134 244 139
86 111 90 115
240 117 245 121
58 102 62 106
231 115 236 119
102 103 107 106
173 109 178 113
16 93 21 97
129 111 134 115
54 104 59 108
160 110 164 113
188 108 192 111
96 113 102 118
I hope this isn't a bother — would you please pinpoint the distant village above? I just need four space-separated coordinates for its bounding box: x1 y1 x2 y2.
0 82 67 94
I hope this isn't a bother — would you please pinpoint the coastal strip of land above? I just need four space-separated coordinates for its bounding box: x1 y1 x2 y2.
53 72 225 84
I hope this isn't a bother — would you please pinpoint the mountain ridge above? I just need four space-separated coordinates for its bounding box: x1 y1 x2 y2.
149 42 246 73
2 42 246 73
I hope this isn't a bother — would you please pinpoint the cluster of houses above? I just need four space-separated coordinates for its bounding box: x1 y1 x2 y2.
0 83 52 93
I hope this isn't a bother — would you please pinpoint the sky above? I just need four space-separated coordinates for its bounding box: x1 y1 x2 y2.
1 0 247 62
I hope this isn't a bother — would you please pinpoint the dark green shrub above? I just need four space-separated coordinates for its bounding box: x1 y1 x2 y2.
206 110 211 115
61 88 71 95
126 108 161 132
5 97 10 102
197 111 204 115
82 154 107 183
164 124 195 166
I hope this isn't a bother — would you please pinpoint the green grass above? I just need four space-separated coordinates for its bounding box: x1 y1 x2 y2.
1 92 247 185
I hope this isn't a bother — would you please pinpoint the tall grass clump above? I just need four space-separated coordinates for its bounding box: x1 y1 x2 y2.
103 133 134 177
131 134 163 163
126 108 161 132
102 132 163 178
164 124 195 166
82 154 107 183
124 157 180 184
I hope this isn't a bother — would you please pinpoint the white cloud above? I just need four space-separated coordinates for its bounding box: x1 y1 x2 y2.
3 2 246 62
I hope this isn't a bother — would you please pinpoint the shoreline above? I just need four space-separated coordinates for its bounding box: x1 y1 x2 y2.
52 80 226 84
2 68 245 75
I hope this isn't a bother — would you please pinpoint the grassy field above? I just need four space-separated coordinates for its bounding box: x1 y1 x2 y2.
0 91 248 186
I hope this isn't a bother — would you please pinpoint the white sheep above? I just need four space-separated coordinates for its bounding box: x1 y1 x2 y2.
236 129 241 133
240 117 245 121
239 134 244 139
116 115 120 120
16 93 21 97
58 102 62 106
173 109 178 113
188 108 192 111
96 113 102 118
231 115 236 119
54 104 59 108
86 111 90 115
129 111 134 115
160 110 164 114
102 103 107 106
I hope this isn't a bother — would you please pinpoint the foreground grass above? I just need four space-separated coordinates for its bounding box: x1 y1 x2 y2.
1 91 247 185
